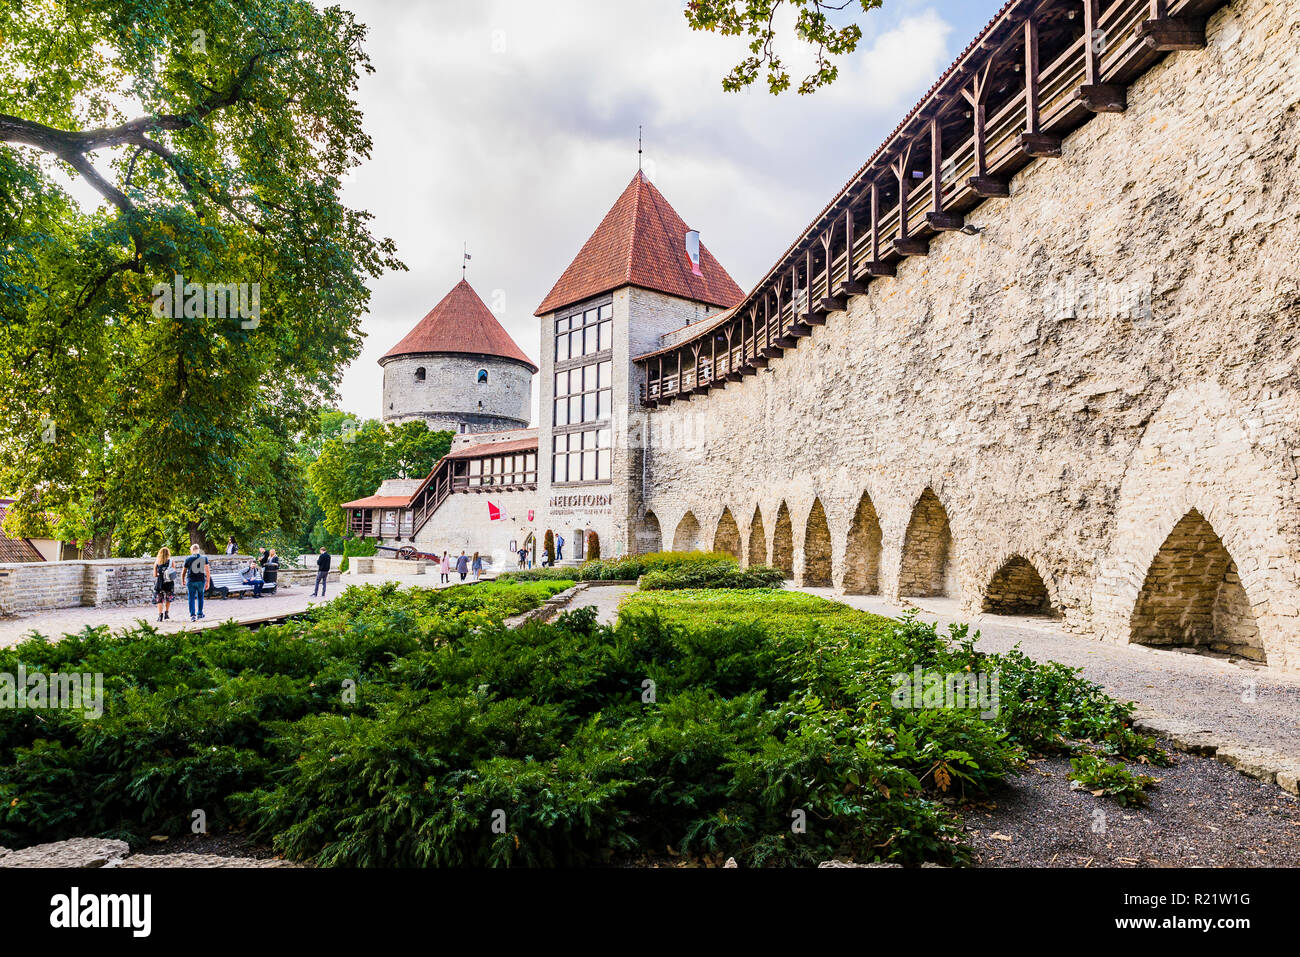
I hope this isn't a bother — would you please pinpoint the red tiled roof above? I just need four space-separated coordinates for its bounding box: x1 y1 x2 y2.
445 437 538 460
382 279 538 371
0 499 45 563
339 495 416 509
536 171 745 316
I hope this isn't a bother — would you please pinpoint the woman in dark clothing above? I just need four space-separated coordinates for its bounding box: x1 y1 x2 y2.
153 546 174 622
456 552 469 581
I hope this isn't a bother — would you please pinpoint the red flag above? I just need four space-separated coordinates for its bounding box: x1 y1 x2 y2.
489 501 509 522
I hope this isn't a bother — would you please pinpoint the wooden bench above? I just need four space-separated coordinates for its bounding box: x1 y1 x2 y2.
208 572 258 599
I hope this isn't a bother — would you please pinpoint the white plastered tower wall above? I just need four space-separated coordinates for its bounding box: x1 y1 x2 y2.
533 287 718 559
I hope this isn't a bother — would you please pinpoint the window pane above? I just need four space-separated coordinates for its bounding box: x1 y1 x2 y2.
554 372 564 395
597 450 610 479
583 364 595 391
569 396 581 422
598 428 611 448
555 335 569 361
598 360 611 388
582 393 595 422
553 399 566 426
583 451 596 479
585 309 598 325
599 304 612 321
570 331 580 356
598 390 611 419
552 455 566 483
600 320 612 350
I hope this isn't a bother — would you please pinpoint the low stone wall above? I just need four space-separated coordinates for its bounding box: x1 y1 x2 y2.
277 568 341 588
0 556 258 617
345 557 436 576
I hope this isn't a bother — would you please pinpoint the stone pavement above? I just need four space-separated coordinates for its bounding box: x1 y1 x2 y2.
797 587 1300 793
0 569 474 649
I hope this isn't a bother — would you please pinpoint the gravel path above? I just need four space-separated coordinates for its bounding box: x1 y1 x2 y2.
964 745 1300 867
797 588 1300 770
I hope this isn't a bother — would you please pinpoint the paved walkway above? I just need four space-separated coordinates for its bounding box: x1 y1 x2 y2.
0 570 458 648
797 588 1300 786
568 584 637 626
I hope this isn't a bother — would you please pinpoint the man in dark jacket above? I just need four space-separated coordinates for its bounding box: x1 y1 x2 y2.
312 547 331 597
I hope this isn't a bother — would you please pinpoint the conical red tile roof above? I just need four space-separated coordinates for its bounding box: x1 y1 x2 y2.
382 280 537 371
535 171 744 316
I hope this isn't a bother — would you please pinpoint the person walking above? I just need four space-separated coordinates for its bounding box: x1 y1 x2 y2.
456 551 469 581
517 546 526 570
471 551 483 581
556 533 565 561
225 535 237 555
312 546 331 597
153 547 174 622
440 551 450 584
183 544 210 622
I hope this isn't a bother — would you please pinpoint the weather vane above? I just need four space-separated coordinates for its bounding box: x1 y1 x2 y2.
638 125 643 172
462 242 471 279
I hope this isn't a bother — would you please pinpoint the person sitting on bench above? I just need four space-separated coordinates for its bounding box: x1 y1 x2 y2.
240 561 265 597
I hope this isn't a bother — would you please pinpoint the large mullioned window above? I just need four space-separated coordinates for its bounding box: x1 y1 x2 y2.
553 300 613 485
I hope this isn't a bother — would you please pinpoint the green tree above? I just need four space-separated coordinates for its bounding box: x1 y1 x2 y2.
307 419 451 539
685 0 883 94
0 0 402 555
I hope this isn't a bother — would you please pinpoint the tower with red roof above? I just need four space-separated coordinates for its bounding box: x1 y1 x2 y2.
380 279 539 435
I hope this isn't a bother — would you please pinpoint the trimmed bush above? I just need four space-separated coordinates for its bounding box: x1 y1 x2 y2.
640 561 785 590
499 550 738 583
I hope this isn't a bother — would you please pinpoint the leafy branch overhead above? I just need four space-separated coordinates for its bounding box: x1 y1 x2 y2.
0 0 403 555
685 0 884 94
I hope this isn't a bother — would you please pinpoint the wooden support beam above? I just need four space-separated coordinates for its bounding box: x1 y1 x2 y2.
1018 18 1063 157
1077 84 1128 112
963 61 1010 196
819 296 848 313
1136 17 1205 50
870 181 883 263
1079 0 1127 113
890 140 916 241
836 280 868 296
844 207 857 285
927 211 966 231
893 237 929 257
864 260 896 277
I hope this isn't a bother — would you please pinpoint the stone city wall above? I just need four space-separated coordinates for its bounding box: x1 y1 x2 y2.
635 0 1300 671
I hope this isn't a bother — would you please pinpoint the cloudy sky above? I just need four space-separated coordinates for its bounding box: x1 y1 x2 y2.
334 0 1005 421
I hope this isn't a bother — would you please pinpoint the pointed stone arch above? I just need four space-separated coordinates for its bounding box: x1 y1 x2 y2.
713 508 741 559
983 555 1057 616
771 502 794 578
1129 509 1264 662
672 511 702 552
636 511 662 555
843 491 883 595
898 488 957 598
802 498 833 587
747 507 767 567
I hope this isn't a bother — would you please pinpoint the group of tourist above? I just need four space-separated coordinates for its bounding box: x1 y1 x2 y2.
151 543 283 623
436 550 482 584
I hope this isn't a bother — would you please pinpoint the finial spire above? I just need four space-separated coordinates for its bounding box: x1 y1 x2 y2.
638 125 643 172
462 242 471 279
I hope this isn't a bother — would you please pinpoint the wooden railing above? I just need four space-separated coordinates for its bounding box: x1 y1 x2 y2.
639 0 1221 406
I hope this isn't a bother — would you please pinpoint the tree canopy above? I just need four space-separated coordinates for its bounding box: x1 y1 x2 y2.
0 0 402 555
685 0 884 94
308 418 452 540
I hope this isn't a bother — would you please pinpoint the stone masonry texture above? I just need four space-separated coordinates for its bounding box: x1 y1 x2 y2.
632 0 1300 672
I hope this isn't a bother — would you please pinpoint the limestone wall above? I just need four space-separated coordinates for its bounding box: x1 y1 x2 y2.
0 556 260 617
381 353 532 433
635 0 1300 670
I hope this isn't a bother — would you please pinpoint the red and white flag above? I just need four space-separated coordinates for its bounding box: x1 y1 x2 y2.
488 501 510 522
685 230 703 277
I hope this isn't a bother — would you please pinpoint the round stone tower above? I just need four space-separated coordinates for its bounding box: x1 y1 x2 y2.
380 279 537 434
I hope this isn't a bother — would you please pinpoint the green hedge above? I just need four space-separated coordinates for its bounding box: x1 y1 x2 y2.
497 550 744 583
0 583 1163 867
639 561 785 591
